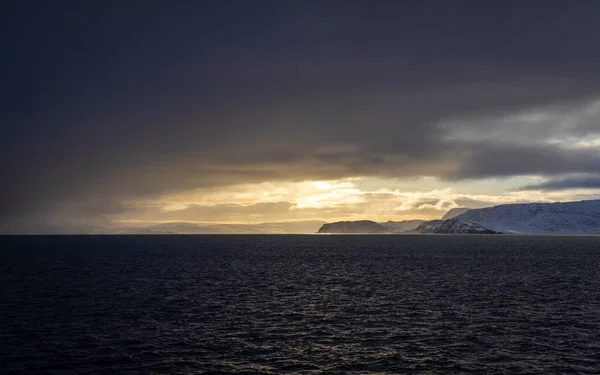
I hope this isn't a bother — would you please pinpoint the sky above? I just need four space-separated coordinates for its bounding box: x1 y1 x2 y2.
2 0 600 233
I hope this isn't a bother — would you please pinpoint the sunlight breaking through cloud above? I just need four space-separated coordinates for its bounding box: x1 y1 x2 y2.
109 177 600 225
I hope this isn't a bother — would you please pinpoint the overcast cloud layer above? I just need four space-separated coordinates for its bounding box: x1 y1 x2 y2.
2 1 600 232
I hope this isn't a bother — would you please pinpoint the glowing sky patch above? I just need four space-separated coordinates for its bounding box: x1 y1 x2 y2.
109 176 600 225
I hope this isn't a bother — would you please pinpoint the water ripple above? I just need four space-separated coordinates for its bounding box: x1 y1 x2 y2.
1 235 600 374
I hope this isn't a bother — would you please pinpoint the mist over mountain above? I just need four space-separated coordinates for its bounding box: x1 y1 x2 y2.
10 220 325 235
124 222 283 234
381 220 427 233
441 208 472 220
118 221 326 234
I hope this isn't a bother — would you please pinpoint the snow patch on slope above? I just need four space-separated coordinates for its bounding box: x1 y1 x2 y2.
455 200 600 234
414 218 499 234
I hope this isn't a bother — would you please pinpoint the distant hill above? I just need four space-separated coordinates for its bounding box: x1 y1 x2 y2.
257 220 325 234
415 199 600 234
317 219 426 234
117 220 325 234
131 222 282 234
317 220 391 234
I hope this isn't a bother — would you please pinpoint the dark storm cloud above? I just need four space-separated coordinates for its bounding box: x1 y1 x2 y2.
449 143 600 179
520 175 600 191
3 0 600 229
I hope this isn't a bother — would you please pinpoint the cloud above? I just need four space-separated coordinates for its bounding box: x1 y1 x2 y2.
4 2 600 230
448 142 600 179
519 175 600 191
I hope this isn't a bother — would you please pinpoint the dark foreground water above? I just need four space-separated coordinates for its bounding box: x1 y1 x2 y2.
1 235 600 374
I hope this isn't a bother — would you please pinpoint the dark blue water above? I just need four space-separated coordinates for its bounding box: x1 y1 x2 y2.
1 235 600 374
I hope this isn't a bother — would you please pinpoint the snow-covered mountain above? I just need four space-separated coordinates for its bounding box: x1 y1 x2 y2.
453 200 600 234
414 218 499 234
416 199 600 234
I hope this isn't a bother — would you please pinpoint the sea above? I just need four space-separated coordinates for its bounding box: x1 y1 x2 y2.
1 235 599 374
